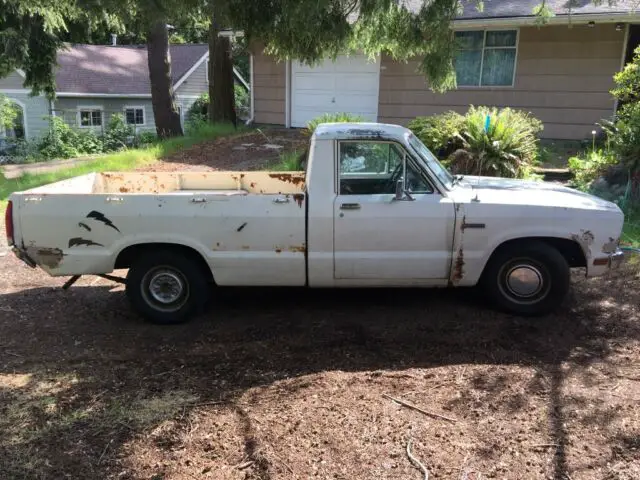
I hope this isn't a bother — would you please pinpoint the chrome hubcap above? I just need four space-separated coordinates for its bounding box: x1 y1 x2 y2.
505 265 543 298
148 271 184 304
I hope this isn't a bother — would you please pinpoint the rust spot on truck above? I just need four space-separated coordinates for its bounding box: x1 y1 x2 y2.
250 182 257 188
572 230 595 258
275 248 282 253
26 247 65 269
292 193 305 208
452 247 465 282
288 244 307 253
267 173 305 186
119 187 129 193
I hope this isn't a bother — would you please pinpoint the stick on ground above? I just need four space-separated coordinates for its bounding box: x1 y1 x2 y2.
406 439 429 480
383 394 458 423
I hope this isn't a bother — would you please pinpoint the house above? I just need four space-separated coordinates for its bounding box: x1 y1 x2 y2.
250 0 640 139
0 43 249 142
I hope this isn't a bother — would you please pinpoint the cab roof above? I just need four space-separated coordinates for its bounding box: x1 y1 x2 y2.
312 122 411 142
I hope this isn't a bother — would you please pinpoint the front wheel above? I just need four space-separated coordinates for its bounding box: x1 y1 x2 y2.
480 241 570 316
126 250 210 324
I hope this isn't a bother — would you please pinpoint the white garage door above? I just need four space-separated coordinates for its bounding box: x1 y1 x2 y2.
291 54 380 128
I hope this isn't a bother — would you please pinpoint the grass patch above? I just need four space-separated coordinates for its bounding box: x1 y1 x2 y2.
622 209 640 247
268 150 304 171
0 122 242 201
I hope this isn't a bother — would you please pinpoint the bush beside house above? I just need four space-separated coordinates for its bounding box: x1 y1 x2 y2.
409 106 543 179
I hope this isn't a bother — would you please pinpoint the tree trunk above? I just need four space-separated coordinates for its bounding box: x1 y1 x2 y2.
208 19 236 126
147 20 183 138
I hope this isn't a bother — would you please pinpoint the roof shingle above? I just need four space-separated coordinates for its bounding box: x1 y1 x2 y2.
55 44 208 95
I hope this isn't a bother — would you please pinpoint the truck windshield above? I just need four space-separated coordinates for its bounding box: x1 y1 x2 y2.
408 134 454 190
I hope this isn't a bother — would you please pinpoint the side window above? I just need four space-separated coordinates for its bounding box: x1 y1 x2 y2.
405 161 432 194
339 141 402 195
338 141 433 195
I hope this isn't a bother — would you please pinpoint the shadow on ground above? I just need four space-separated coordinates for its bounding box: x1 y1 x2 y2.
0 267 638 479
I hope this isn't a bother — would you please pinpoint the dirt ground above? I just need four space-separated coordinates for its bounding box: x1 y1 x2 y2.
138 128 308 172
1 133 639 479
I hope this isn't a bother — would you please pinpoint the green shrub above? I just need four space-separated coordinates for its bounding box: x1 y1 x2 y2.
304 112 365 136
408 111 464 157
271 150 305 171
452 106 543 178
187 85 251 122
136 131 158 146
103 114 134 151
408 106 542 178
568 149 618 192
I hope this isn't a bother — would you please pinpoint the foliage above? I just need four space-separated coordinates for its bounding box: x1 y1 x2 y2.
602 100 640 174
408 111 463 157
410 106 543 178
0 94 18 130
187 85 250 123
235 84 250 118
103 114 134 151
304 112 365 136
137 131 159 145
611 44 640 104
568 148 618 192
270 150 305 171
453 106 543 178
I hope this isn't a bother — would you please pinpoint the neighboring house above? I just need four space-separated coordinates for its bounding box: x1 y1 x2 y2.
250 0 640 139
0 43 249 142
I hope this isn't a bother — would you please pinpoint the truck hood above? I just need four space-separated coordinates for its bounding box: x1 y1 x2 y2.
457 175 621 212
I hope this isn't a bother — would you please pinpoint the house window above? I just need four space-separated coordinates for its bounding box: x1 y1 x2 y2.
78 108 103 127
124 107 145 125
454 30 518 87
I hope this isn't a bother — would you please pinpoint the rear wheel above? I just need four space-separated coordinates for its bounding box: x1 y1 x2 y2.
126 250 210 324
481 241 570 316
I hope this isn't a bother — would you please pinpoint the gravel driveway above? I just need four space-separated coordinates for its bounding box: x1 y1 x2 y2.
1 140 639 479
1 239 639 479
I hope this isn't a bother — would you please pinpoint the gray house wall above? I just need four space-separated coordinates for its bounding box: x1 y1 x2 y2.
55 96 200 133
0 91 52 141
0 71 27 89
175 59 208 97
54 97 157 134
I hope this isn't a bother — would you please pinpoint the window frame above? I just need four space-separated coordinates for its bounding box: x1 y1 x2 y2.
454 28 519 88
123 105 146 126
77 106 104 128
336 139 435 196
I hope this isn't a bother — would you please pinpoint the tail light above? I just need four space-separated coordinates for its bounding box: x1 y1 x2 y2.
4 200 13 246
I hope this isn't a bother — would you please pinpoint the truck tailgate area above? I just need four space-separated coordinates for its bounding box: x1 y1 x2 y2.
11 171 308 286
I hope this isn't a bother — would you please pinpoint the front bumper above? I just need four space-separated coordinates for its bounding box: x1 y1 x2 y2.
608 248 625 269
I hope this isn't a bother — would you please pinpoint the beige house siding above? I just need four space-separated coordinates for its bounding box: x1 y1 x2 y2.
378 24 625 139
175 58 208 97
252 47 286 124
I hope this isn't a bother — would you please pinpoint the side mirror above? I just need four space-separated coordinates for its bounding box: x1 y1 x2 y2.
394 179 414 201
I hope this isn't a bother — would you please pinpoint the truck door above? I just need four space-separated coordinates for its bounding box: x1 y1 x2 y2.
333 140 455 280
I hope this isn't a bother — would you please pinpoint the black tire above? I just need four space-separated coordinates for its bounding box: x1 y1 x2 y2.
480 241 570 316
126 249 210 324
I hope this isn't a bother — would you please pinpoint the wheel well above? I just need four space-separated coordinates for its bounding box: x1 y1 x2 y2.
115 243 214 282
490 237 587 268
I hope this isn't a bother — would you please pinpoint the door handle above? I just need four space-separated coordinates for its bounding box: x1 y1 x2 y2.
273 197 290 204
340 203 361 210
190 197 207 203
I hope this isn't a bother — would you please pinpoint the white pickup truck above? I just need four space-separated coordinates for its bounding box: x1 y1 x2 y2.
5 123 625 324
